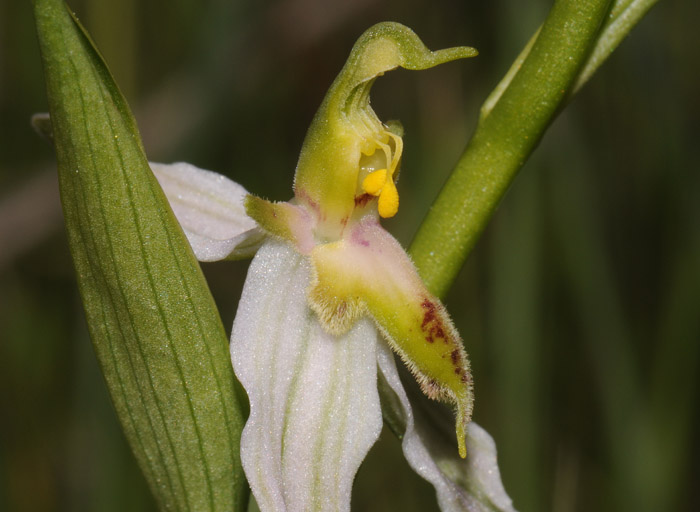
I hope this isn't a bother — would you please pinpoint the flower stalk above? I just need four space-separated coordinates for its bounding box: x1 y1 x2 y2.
409 0 613 298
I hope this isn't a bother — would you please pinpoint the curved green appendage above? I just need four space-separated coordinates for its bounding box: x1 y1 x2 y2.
293 22 477 237
325 22 478 117
32 1 248 510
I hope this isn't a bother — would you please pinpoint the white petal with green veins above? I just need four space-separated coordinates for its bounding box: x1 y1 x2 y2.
231 241 382 512
377 345 516 512
151 161 264 261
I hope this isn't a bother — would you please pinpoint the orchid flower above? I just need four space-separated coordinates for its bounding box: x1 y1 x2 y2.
153 22 514 512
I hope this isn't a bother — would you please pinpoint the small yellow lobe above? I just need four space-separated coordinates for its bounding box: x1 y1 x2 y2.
362 169 388 196
377 180 399 218
360 131 403 218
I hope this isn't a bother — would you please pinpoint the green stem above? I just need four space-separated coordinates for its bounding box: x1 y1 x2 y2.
572 0 661 94
481 0 661 121
409 0 612 298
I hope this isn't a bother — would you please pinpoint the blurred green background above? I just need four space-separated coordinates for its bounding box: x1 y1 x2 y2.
1 0 698 510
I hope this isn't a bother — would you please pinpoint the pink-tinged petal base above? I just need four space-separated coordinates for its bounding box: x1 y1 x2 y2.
377 345 516 512
231 241 382 512
151 162 264 261
309 217 473 457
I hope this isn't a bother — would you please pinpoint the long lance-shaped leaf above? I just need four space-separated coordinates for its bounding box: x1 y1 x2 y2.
32 1 247 510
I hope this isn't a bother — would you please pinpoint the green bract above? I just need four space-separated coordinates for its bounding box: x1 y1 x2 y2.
32 1 247 510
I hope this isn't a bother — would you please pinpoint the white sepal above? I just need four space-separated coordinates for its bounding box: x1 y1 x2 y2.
231 241 383 512
377 344 516 512
151 161 264 261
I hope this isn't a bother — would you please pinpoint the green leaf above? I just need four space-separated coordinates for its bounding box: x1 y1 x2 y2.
32 1 247 510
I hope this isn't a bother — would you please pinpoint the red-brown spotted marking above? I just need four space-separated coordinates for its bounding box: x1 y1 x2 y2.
354 193 373 208
421 299 448 343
